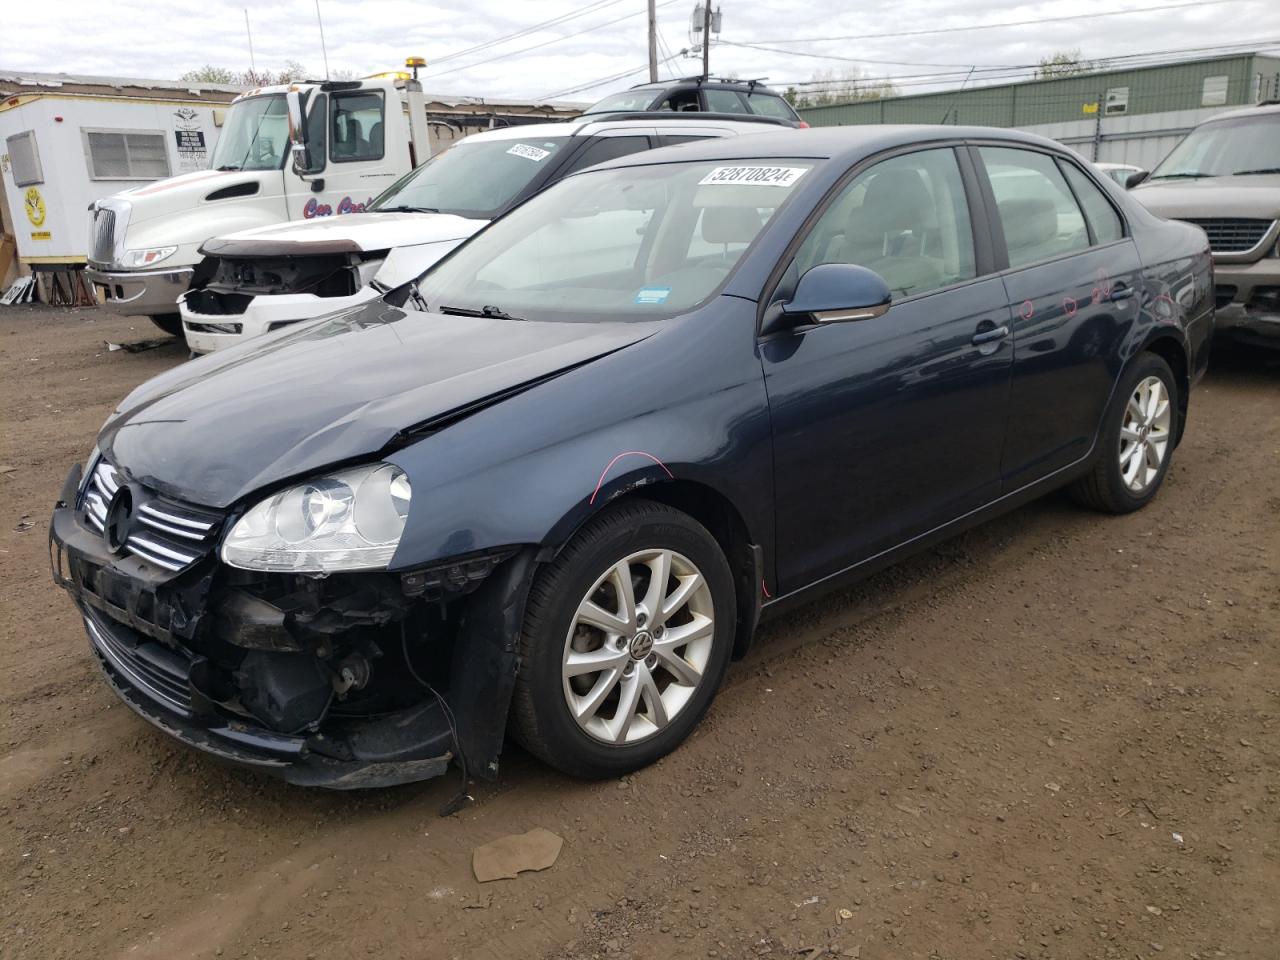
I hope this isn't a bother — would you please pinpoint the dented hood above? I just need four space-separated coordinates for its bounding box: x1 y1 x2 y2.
101 300 658 508
204 210 487 257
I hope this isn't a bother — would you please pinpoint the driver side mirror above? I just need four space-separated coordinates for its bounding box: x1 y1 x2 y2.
782 263 892 324
286 90 314 175
1125 169 1150 189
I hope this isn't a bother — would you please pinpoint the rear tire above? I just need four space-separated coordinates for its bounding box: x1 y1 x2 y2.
511 500 736 779
148 313 183 337
1069 352 1178 514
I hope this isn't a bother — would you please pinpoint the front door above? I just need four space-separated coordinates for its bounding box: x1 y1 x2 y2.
762 147 1013 593
972 145 1143 489
284 88 404 222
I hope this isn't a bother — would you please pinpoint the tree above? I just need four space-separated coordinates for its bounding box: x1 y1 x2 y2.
788 67 899 109
276 59 310 83
179 65 238 84
1035 49 1095 79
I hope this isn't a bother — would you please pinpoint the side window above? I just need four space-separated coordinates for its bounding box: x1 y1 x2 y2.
656 89 699 112
659 134 712 147
704 89 750 115
1060 163 1124 244
980 147 1089 268
330 91 384 163
562 136 651 175
744 93 800 122
791 148 977 299
300 92 327 174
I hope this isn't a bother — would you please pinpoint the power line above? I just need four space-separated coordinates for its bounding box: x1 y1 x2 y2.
420 0 683 81
539 49 686 99
428 0 631 67
744 0 1256 45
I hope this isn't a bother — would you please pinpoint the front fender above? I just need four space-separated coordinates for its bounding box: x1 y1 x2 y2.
384 300 776 584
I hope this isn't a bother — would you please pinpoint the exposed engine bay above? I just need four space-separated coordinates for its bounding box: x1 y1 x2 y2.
183 251 388 316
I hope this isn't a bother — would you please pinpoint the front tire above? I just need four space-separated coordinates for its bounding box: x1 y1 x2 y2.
148 313 183 337
511 500 736 779
1070 352 1179 513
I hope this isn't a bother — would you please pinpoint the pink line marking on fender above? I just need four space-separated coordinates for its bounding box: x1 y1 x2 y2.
589 451 674 505
1020 299 1035 321
1062 295 1078 318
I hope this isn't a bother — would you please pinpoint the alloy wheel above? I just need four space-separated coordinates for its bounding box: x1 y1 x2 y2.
1118 375 1172 493
561 549 715 745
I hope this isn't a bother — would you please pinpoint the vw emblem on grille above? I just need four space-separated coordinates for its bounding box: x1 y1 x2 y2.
103 486 134 555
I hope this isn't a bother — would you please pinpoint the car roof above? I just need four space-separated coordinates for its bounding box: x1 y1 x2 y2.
1194 101 1280 123
585 124 1073 170
458 115 793 144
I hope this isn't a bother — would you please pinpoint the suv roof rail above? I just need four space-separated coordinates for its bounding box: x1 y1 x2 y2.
585 111 793 127
630 76 773 89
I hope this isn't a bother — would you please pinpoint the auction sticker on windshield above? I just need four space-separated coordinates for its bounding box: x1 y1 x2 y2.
507 144 552 162
699 166 808 187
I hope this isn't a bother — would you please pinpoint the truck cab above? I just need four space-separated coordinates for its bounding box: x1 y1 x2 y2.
86 72 426 335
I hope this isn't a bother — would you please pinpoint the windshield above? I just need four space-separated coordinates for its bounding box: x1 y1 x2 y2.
371 136 570 219
1151 114 1280 179
210 94 290 172
744 91 800 121
415 159 817 323
583 89 660 115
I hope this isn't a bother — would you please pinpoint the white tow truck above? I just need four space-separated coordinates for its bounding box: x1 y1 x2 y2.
86 60 435 335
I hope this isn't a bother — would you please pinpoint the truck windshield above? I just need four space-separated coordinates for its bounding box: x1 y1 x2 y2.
1150 114 1280 179
370 136 570 219
210 95 290 172
415 158 816 324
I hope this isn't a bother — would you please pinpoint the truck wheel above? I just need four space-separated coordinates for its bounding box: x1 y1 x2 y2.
149 313 183 337
1069 352 1179 514
511 500 736 779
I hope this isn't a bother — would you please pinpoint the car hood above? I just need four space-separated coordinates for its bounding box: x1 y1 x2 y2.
1131 175 1280 220
204 211 488 256
101 301 659 508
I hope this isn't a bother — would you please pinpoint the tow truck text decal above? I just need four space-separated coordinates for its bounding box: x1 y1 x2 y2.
303 195 374 219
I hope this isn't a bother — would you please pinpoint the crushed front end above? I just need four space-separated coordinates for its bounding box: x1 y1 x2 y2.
49 458 525 789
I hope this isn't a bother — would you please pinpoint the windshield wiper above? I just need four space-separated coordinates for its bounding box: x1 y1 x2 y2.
1150 172 1211 180
1231 167 1280 176
377 205 441 214
215 164 242 172
438 304 526 321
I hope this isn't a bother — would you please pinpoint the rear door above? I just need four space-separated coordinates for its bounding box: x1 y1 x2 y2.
970 145 1141 490
761 146 1013 592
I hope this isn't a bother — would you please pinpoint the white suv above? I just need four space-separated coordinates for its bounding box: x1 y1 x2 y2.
180 115 783 353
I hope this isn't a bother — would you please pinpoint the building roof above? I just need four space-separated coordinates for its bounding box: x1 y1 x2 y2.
0 68 246 102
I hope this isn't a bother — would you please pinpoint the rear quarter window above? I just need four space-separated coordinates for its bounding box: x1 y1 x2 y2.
744 93 800 122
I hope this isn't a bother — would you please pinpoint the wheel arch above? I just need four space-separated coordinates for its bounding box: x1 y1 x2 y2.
1136 331 1190 445
544 477 764 661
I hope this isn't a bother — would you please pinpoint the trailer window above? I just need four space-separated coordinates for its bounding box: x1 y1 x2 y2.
6 131 43 186
330 91 385 163
82 130 172 181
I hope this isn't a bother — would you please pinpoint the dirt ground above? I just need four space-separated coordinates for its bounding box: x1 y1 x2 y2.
0 304 1276 960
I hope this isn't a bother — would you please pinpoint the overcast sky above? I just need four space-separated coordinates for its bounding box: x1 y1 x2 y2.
11 0 1280 103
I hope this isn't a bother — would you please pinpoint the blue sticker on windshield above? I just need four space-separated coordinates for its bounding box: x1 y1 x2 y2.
635 286 671 305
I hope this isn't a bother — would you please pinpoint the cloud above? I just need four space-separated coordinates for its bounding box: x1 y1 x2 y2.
8 0 1280 104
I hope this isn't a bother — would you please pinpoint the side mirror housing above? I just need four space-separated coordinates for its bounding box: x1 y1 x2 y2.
286 90 320 176
782 263 892 324
1125 169 1150 189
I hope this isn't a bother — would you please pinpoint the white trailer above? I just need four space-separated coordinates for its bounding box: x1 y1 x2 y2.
0 74 236 286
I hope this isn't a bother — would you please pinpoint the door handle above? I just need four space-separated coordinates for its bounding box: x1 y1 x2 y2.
1110 281 1134 302
971 324 1010 346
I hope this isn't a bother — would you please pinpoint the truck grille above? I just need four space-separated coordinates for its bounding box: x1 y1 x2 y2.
91 207 117 264
81 459 224 573
1180 218 1276 255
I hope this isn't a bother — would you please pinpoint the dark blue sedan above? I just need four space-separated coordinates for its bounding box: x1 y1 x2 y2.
50 127 1213 787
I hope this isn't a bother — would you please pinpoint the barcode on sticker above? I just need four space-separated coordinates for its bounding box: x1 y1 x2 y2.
699 166 807 187
507 144 551 162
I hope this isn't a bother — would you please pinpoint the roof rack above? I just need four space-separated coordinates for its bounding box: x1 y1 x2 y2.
629 75 773 89
584 110 793 127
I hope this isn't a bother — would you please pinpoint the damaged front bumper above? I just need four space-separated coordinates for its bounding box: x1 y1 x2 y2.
49 463 528 789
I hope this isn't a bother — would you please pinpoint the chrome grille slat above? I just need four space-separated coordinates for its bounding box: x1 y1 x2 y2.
91 208 117 264
1179 218 1276 255
80 459 222 572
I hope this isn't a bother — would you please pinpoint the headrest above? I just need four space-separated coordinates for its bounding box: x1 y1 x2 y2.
852 168 931 235
701 206 763 244
997 197 1057 251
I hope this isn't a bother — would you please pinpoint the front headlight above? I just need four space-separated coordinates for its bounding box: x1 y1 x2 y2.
119 246 177 268
221 463 411 573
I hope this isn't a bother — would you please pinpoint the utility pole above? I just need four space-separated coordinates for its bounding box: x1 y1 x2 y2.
648 0 658 82
702 2 712 80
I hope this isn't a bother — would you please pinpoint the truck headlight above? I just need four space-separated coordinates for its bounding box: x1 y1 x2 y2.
221 464 411 572
120 246 177 268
